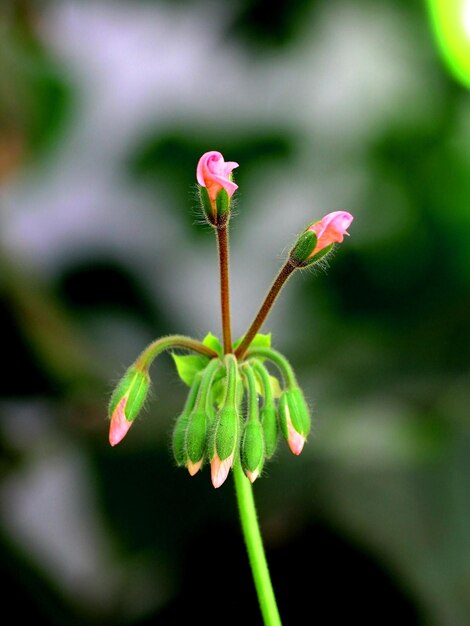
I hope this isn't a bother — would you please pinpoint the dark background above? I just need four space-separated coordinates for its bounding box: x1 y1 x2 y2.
1 1 469 624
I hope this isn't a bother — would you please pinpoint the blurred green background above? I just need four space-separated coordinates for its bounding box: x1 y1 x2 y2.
1 0 469 624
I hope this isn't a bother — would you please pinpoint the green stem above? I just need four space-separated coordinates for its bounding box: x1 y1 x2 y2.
235 260 296 360
246 347 297 389
135 335 217 370
233 463 282 626
217 225 233 354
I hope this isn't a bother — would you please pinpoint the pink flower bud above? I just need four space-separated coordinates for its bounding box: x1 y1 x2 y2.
211 453 234 488
197 151 239 203
109 396 134 446
308 211 353 257
285 414 306 456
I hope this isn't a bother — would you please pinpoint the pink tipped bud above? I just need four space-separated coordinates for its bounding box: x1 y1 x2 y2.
278 388 310 456
211 453 234 488
109 396 134 446
285 415 306 455
246 469 260 483
308 211 353 258
187 459 203 476
197 151 239 202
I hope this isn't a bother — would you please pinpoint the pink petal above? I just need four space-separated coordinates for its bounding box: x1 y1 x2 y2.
246 469 260 483
197 151 222 186
211 453 233 488
308 211 353 256
284 402 306 455
109 396 133 446
196 151 239 200
187 459 203 476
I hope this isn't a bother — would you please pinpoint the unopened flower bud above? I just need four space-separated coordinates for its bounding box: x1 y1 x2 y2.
251 360 279 458
210 406 239 488
108 365 150 446
260 403 279 459
185 410 209 476
172 370 203 468
290 211 353 267
197 150 238 227
278 387 311 455
241 419 265 483
172 412 189 467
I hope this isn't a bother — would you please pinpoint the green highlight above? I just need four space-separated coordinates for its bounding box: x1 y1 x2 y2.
427 0 470 88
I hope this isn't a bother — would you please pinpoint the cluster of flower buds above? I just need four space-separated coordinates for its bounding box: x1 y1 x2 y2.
108 150 353 489
109 333 311 488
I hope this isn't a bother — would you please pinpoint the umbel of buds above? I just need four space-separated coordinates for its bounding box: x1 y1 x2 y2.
108 151 354 489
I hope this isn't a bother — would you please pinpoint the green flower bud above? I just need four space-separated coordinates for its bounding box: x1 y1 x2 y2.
279 387 311 456
172 412 189 467
183 358 221 476
260 403 279 459
108 365 150 446
172 371 203 467
210 406 240 488
251 360 279 459
185 410 209 475
241 419 265 483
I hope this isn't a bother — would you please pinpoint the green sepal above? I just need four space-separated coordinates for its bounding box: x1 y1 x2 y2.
261 403 279 458
172 412 189 466
289 230 318 265
279 387 311 438
108 366 150 422
186 410 208 463
241 419 265 473
215 188 229 218
302 243 334 266
172 353 209 387
198 185 214 225
214 406 239 461
202 332 223 356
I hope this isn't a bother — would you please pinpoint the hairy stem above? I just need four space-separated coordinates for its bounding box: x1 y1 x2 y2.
217 225 233 354
235 261 295 360
233 463 282 626
135 335 218 370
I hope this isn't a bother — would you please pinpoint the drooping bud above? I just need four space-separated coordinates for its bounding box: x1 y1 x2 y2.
239 363 265 482
278 387 311 455
197 150 238 227
172 371 203 467
108 365 150 446
241 418 265 483
172 412 190 467
184 357 221 476
210 354 240 488
211 406 239 488
185 410 208 476
252 360 279 458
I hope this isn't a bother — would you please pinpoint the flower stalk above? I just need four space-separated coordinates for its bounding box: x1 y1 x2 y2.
107 149 354 626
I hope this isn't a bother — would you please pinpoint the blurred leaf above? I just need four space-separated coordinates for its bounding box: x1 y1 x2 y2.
171 353 209 387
